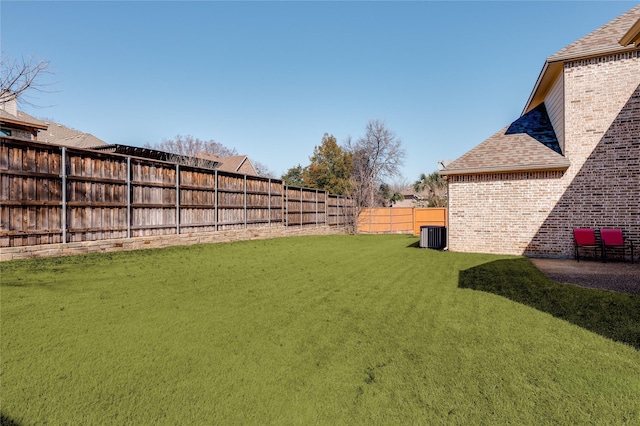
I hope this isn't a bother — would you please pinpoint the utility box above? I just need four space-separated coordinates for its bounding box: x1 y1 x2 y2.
420 226 447 249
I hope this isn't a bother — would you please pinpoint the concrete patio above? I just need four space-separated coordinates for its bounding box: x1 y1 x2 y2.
530 257 640 295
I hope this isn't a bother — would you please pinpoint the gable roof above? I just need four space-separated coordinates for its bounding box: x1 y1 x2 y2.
525 5 640 114
36 119 108 148
195 152 258 176
440 103 569 176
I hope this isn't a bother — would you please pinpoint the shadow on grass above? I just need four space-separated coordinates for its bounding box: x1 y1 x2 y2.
407 240 420 248
459 258 640 350
0 414 21 426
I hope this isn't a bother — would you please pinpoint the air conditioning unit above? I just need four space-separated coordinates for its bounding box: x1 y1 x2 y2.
420 226 447 250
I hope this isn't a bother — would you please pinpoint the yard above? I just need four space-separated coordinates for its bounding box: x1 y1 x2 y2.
1 234 638 425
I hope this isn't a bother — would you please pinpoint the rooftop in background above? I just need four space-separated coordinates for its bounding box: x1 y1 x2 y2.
0 109 48 130
34 116 109 149
92 144 220 170
0 95 48 138
195 152 258 176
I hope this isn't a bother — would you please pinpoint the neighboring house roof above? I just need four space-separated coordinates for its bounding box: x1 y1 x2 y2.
400 186 430 200
36 119 108 149
440 104 569 176
93 144 220 169
525 6 640 113
0 108 48 131
195 152 258 176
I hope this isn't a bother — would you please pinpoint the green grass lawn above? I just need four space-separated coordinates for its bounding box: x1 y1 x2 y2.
1 234 639 425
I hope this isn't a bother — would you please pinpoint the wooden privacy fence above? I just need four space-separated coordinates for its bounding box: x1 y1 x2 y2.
358 207 447 235
0 138 351 248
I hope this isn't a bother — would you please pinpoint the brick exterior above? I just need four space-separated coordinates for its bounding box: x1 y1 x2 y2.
447 53 640 259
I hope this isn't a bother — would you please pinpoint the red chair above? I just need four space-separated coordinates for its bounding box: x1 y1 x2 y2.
601 228 634 264
573 228 601 262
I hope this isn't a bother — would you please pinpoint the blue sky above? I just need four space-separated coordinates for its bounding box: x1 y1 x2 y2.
2 1 636 182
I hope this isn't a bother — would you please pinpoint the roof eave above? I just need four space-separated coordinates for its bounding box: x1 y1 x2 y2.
550 44 638 63
620 18 640 46
523 44 640 115
523 61 563 115
439 161 570 177
0 117 48 130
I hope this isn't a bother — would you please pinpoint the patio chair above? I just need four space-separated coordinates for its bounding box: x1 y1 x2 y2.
601 228 634 264
573 228 600 262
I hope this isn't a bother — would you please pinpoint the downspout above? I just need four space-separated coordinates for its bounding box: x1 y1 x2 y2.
443 174 450 251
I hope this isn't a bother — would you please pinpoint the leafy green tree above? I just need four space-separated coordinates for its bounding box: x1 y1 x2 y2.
303 133 353 194
377 183 404 207
281 164 306 187
414 171 447 207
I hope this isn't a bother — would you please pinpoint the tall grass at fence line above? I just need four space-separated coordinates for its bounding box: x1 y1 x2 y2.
1 235 638 425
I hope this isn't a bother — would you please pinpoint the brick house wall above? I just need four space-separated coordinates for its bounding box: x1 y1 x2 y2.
447 171 566 255
447 53 639 258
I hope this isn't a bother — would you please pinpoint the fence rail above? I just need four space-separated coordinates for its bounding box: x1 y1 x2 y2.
0 138 351 247
358 207 447 235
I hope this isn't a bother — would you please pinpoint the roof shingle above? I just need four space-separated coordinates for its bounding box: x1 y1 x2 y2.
0 109 48 129
548 5 640 62
440 103 569 175
446 6 640 176
36 119 108 148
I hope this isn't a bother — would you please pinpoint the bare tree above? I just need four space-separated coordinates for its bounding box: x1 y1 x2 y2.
145 134 238 158
141 135 238 169
1 55 54 108
346 119 405 208
252 160 276 178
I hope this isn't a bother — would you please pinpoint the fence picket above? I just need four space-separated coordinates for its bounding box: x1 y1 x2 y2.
1 138 352 247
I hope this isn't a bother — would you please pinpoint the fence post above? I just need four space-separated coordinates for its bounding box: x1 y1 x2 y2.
315 189 318 227
127 156 131 238
325 191 328 226
61 147 67 244
412 207 416 236
300 188 303 226
176 164 180 234
268 178 271 226
285 185 288 227
244 174 247 228
214 170 218 231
